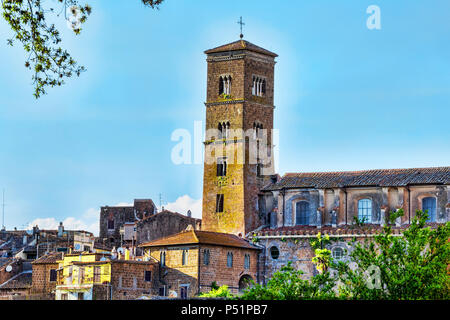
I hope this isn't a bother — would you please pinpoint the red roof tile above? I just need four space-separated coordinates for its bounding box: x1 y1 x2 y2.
263 166 450 190
139 230 259 250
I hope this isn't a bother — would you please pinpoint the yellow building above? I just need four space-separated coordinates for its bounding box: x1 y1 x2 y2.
55 252 158 300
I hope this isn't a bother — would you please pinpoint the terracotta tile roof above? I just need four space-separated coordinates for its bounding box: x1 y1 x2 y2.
139 230 259 250
0 272 32 289
255 222 443 237
31 252 63 264
205 39 278 57
263 166 450 190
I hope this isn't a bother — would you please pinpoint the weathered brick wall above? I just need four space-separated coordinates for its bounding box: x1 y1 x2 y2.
261 236 358 281
199 245 259 294
110 261 159 300
31 263 58 295
147 245 259 297
148 246 199 298
99 206 135 247
136 211 201 245
202 47 276 237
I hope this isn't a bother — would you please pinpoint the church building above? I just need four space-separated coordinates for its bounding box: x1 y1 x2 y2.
139 36 450 298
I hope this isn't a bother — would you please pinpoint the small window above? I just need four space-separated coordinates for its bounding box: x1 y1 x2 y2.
49 269 57 282
216 158 227 177
332 247 345 261
422 197 437 222
203 249 210 266
216 194 224 213
296 201 310 225
107 219 114 230
270 246 279 260
160 251 166 267
182 249 189 266
358 199 372 223
226 252 233 268
159 287 166 296
244 254 250 270
144 270 152 282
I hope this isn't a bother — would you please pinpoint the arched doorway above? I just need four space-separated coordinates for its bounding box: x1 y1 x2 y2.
238 275 253 293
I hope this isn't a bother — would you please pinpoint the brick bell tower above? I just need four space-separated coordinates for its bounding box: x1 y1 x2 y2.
201 38 277 236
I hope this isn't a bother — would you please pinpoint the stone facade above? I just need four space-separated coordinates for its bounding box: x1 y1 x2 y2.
139 230 260 298
145 244 258 297
99 199 156 248
202 40 277 237
136 210 201 245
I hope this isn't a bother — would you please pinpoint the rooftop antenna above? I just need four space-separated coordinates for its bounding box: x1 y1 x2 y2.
237 16 245 39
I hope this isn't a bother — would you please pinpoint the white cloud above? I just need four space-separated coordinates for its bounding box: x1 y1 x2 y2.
114 202 134 207
26 196 202 238
27 207 100 236
159 195 202 219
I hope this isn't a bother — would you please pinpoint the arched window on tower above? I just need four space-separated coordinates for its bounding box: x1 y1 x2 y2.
219 75 232 96
218 123 223 139
226 76 232 95
219 76 224 95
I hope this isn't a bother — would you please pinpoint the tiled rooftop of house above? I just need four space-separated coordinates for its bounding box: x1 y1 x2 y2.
31 252 63 264
0 271 32 289
139 230 259 250
263 166 450 191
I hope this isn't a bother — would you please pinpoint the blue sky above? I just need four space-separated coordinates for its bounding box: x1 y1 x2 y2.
0 0 449 234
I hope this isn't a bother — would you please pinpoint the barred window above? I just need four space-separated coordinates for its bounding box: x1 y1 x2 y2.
332 247 345 261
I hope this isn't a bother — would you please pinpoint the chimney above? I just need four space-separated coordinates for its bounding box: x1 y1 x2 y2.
187 210 192 218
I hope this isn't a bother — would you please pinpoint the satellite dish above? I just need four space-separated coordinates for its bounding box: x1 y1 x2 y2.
117 247 124 254
5 265 12 272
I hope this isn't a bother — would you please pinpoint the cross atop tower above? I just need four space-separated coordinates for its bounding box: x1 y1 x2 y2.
237 16 245 39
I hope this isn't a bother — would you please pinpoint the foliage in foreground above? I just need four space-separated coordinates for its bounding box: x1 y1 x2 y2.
200 210 450 300
1 0 164 98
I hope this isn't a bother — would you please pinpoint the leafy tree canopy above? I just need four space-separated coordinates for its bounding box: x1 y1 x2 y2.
1 0 164 98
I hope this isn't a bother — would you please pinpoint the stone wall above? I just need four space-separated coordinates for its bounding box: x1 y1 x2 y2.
31 262 58 295
263 185 449 229
136 211 201 245
146 244 260 298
